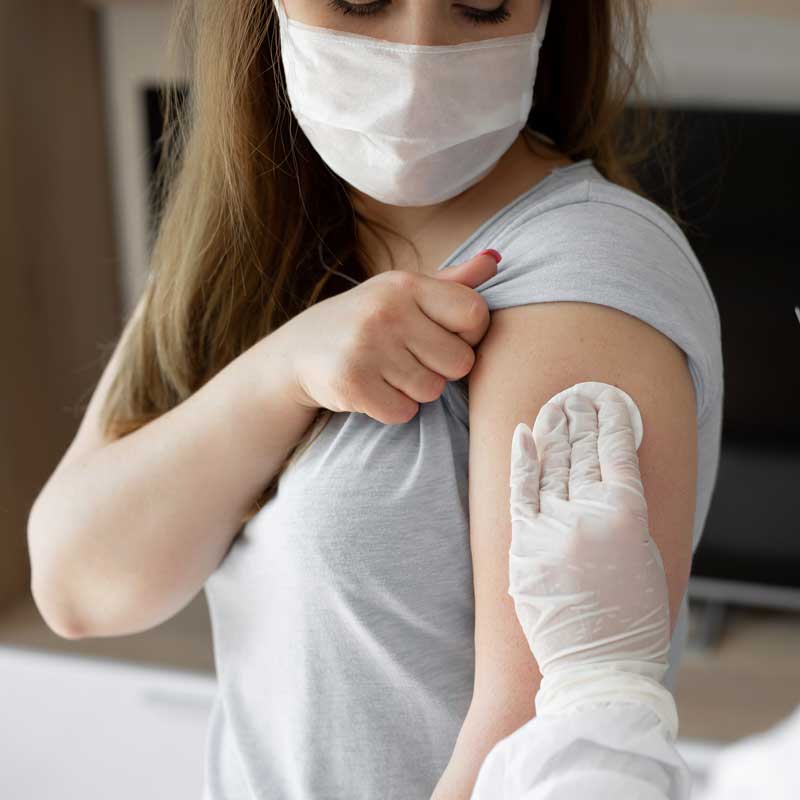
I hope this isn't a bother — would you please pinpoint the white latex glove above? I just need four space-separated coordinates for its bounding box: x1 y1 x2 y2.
508 381 677 738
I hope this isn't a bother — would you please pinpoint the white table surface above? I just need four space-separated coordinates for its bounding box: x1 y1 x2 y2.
0 644 217 800
0 644 725 799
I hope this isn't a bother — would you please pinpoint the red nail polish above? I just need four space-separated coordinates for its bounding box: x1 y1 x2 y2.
479 248 502 264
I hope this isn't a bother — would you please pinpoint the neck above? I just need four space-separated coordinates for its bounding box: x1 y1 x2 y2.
350 132 569 274
351 134 531 241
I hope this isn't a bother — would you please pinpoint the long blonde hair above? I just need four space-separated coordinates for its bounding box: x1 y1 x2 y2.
98 0 678 526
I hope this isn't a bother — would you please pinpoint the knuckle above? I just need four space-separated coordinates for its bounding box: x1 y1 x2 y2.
458 346 476 375
384 399 415 425
401 401 421 423
337 359 366 404
362 303 398 338
466 293 488 325
424 372 447 400
385 269 417 294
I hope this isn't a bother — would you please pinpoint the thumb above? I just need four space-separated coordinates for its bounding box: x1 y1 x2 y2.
436 249 501 289
510 422 540 520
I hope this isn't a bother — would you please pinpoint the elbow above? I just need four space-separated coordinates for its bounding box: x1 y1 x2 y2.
27 497 186 641
27 499 89 641
29 571 88 641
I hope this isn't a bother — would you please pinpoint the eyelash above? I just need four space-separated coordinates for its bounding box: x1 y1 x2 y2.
325 0 512 26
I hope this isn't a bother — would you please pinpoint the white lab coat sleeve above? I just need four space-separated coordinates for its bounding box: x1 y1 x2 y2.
470 702 692 800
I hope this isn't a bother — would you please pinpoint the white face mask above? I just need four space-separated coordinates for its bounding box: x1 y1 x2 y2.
272 0 551 207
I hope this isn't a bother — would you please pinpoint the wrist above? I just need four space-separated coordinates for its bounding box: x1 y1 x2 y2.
249 322 318 412
536 661 678 741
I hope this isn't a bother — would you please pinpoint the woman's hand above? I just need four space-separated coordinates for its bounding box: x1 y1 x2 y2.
508 382 672 686
284 251 499 425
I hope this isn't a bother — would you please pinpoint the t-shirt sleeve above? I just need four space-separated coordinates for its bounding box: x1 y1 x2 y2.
470 185 724 426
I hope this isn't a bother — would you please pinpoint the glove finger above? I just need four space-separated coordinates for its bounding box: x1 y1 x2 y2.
597 390 644 493
532 401 570 504
564 392 601 500
510 422 539 519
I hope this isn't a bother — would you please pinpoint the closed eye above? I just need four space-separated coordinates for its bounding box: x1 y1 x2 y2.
325 0 512 26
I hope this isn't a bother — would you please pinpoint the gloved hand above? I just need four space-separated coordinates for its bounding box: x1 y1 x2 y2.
508 381 677 738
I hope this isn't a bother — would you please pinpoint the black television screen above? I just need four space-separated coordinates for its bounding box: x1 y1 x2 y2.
628 106 800 596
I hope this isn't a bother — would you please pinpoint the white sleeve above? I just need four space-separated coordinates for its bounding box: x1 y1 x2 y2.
470 703 692 800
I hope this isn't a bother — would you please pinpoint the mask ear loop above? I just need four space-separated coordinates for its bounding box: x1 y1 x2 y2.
534 0 552 43
272 0 289 30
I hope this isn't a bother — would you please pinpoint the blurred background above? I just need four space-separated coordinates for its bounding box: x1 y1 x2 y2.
2 0 799 797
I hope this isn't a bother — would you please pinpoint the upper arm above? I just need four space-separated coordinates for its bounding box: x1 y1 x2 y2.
465 299 697 719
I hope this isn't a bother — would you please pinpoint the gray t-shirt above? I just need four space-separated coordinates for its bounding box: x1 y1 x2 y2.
202 159 724 800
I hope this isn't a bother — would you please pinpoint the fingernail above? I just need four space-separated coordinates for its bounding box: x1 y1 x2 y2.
478 248 502 264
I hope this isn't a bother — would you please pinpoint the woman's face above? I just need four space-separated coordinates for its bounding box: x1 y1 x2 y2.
281 0 543 44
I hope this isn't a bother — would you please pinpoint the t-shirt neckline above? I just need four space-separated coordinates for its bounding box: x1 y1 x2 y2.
434 158 594 273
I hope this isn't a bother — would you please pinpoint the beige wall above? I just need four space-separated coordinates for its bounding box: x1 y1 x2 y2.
0 2 120 610
654 0 800 16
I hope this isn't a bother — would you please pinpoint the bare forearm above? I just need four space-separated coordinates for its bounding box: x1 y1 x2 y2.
28 324 316 638
431 688 540 800
430 720 493 800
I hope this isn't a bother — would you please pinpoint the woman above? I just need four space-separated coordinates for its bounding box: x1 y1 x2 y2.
27 1 723 798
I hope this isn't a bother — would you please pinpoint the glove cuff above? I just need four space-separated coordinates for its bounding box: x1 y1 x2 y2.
535 660 679 741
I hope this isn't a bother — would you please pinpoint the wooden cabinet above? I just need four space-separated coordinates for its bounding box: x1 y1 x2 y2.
0 2 120 611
